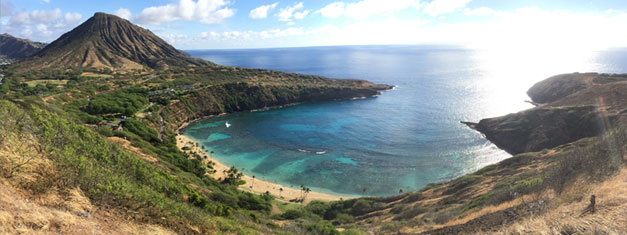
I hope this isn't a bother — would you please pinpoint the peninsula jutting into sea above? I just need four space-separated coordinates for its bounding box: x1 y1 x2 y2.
1 4 626 235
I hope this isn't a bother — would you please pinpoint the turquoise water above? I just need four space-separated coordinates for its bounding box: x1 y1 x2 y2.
184 46 627 196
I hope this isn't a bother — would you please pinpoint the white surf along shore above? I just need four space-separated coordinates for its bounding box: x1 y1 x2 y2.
175 133 354 203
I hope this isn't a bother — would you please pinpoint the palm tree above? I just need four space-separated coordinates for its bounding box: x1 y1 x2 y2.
251 175 255 189
303 187 311 202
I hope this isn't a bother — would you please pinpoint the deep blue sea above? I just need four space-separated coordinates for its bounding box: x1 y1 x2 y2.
184 45 627 196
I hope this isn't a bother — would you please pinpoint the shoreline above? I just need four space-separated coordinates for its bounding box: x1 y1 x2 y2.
176 134 353 203
173 87 394 135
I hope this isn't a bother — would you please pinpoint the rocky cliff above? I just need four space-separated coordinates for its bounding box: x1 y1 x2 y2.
473 73 626 154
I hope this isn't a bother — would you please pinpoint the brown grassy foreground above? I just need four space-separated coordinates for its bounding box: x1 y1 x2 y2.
494 167 627 235
0 180 175 234
0 125 174 234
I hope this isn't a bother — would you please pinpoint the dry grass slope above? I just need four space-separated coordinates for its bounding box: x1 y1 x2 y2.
495 167 627 235
0 120 174 235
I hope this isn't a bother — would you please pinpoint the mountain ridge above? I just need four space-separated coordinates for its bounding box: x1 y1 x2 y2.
0 33 47 63
15 12 211 71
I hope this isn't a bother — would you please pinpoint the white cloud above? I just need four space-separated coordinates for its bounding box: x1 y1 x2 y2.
42 0 50 3
293 10 310 19
163 33 189 44
11 12 30 25
319 0 421 19
319 2 345 18
2 8 82 41
316 8 627 50
464 7 494 16
136 0 235 25
277 2 309 22
198 25 337 41
249 2 278 19
21 28 33 37
423 0 470 16
36 23 52 37
29 8 63 23
64 12 82 25
115 8 131 20
0 1 14 17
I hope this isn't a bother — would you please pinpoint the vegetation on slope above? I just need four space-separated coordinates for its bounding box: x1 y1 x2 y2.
2 10 623 234
0 100 280 233
301 73 627 234
85 87 148 116
1 54 389 234
277 122 624 234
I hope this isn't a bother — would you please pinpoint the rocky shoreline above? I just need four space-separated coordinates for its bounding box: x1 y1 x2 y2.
464 73 626 154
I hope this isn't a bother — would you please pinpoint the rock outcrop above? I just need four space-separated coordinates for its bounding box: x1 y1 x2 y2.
474 73 626 154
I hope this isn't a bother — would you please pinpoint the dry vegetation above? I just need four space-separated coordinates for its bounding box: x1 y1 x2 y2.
332 122 626 234
2 22 625 235
495 167 627 235
0 180 175 235
0 115 174 234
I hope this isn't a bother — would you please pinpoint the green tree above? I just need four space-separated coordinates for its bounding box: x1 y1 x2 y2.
223 166 245 185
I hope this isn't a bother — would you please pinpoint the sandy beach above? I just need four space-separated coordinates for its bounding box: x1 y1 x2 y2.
176 134 351 203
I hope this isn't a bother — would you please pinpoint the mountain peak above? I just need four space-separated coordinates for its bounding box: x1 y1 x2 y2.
93 12 110 17
90 12 126 22
15 11 210 71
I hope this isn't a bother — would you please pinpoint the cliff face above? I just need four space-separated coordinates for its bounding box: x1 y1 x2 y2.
475 105 605 154
474 73 627 154
163 82 390 127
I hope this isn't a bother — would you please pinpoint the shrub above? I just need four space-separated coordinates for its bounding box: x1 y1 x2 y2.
306 200 331 216
301 221 339 235
121 119 160 143
333 213 353 225
340 229 366 235
394 206 428 221
85 87 148 116
96 125 113 137
211 191 238 208
350 199 381 216
237 192 272 212
277 209 305 220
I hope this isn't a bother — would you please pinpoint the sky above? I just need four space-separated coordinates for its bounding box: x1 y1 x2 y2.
1 0 627 50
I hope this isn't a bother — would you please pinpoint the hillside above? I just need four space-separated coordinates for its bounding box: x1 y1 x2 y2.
1 9 625 234
15 13 210 71
0 11 391 234
0 33 47 63
314 73 625 234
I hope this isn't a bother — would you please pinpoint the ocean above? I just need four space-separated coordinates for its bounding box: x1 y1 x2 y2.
184 45 627 196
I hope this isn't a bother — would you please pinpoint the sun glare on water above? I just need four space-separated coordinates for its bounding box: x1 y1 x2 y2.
472 46 601 117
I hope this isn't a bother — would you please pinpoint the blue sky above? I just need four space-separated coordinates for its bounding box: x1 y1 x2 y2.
1 0 626 49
